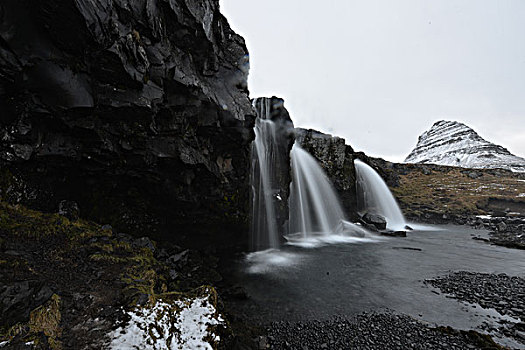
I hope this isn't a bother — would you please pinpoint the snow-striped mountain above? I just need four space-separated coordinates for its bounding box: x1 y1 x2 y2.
405 120 525 172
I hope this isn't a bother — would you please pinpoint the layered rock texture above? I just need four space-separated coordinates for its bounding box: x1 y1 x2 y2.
0 0 255 245
295 129 357 218
405 120 525 172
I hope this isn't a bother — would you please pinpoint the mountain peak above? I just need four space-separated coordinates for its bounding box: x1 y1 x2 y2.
405 120 525 172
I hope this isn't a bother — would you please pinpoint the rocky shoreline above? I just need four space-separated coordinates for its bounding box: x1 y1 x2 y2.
426 271 525 347
264 312 504 350
411 213 525 250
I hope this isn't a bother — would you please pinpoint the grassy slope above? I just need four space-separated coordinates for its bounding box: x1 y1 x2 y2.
390 167 525 220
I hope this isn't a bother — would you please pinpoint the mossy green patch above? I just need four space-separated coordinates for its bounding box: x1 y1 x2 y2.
0 295 62 349
29 294 62 349
0 202 110 241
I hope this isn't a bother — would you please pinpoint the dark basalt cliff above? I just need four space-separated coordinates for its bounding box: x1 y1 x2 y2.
0 0 255 246
295 128 358 219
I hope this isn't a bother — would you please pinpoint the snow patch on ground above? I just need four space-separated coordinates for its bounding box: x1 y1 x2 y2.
109 293 223 349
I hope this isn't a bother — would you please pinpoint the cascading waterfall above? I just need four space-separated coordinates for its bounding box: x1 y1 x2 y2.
250 97 377 252
288 144 347 237
354 159 406 230
250 99 282 251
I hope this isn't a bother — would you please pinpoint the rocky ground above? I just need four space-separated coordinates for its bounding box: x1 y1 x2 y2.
426 271 525 347
426 272 525 322
264 312 504 350
467 216 525 250
1 203 520 350
0 201 235 349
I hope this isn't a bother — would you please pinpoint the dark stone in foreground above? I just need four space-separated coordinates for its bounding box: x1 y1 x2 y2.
380 229 407 237
266 312 502 349
361 213 387 230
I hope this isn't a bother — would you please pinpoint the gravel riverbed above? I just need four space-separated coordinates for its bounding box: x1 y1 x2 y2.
426 271 525 321
265 312 503 350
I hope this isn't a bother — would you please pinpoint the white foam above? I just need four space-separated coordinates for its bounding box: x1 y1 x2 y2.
245 249 304 274
285 234 381 249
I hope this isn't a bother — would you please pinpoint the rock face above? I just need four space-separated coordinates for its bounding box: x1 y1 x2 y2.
0 0 255 246
295 129 357 218
405 120 525 172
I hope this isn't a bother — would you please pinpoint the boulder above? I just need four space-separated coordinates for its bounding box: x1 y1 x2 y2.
361 213 387 230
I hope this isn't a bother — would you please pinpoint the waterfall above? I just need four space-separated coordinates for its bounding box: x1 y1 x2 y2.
250 99 286 251
354 159 406 230
250 97 374 251
288 144 347 237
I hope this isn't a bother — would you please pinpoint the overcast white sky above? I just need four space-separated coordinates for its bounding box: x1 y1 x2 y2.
220 0 525 162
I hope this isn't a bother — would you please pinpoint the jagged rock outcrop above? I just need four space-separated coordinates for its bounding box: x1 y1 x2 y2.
0 0 255 247
295 129 357 218
405 120 525 172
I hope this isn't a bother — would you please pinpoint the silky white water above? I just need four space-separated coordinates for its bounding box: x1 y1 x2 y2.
288 144 347 237
354 159 406 230
250 99 281 250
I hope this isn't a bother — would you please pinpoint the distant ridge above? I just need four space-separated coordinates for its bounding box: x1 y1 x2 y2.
405 120 525 172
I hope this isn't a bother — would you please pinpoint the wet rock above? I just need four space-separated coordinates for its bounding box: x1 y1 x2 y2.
380 230 407 237
361 213 387 230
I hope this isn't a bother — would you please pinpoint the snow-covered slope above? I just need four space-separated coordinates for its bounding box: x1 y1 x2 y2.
405 120 525 172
